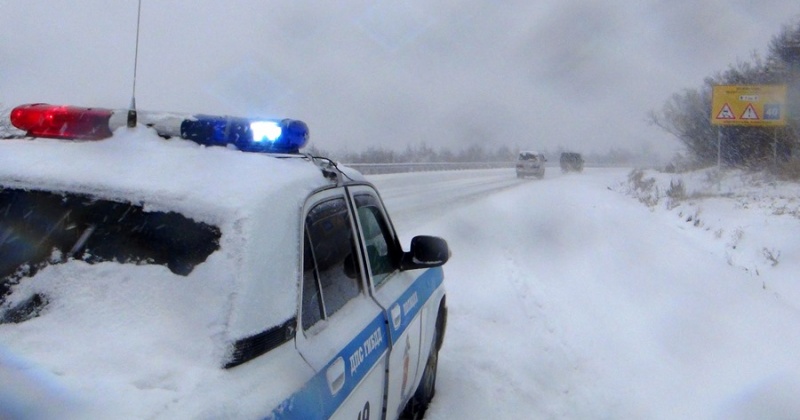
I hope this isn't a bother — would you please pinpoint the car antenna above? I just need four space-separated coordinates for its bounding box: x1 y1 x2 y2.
127 0 142 128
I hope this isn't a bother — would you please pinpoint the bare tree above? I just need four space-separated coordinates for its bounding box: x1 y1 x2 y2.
650 18 800 169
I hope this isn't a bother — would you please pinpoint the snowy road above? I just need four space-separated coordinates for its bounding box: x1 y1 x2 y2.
369 168 526 238
369 168 800 419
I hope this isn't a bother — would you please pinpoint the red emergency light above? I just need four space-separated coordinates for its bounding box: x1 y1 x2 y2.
10 104 114 140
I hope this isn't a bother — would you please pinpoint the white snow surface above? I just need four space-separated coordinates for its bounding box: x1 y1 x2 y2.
375 167 800 420
0 128 339 419
0 128 335 342
1 132 799 420
0 126 330 224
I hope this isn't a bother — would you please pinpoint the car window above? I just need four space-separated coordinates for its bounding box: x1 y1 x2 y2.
0 188 221 306
354 193 399 288
301 232 325 330
302 196 362 330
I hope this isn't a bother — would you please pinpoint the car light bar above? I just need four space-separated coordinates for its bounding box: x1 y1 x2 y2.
180 115 309 153
7 103 309 153
10 104 114 140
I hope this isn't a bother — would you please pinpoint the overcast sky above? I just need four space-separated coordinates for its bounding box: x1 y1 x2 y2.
2 1 799 158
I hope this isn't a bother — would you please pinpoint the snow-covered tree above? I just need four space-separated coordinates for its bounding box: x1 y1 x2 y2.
650 19 800 170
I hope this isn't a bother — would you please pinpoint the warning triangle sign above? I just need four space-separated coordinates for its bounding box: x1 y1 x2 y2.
716 104 736 120
740 103 759 120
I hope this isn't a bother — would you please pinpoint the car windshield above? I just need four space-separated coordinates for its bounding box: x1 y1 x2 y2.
0 187 221 303
519 153 539 161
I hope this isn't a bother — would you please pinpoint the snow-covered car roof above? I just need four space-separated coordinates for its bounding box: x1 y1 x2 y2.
0 126 367 416
0 125 362 332
0 126 330 223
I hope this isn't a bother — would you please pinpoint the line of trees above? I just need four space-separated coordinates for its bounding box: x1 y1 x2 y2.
308 143 518 164
308 142 662 167
649 20 800 172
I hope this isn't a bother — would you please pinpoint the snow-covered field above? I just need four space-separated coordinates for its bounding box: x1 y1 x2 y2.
373 167 800 419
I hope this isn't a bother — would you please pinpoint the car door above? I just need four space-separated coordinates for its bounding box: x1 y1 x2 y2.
347 185 427 418
293 188 387 420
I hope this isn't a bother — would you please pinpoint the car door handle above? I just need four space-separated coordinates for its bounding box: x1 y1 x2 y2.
326 357 346 395
391 304 402 330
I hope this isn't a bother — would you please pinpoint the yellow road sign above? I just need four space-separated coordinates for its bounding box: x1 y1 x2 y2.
711 85 787 126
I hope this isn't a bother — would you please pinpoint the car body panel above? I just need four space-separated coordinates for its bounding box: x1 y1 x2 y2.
275 311 388 419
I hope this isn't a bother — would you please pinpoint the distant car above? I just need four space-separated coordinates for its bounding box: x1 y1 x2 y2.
516 151 546 179
560 152 584 173
0 103 450 419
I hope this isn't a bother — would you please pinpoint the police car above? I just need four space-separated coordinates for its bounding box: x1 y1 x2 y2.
0 104 449 419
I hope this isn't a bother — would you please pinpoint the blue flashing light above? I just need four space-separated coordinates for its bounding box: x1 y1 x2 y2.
277 119 310 152
250 121 282 142
180 115 308 153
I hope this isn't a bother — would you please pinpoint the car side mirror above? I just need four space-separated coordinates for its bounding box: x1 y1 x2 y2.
400 235 450 271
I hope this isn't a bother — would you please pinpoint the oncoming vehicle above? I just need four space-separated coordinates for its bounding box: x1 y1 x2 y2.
559 152 584 173
0 104 450 419
515 150 546 179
